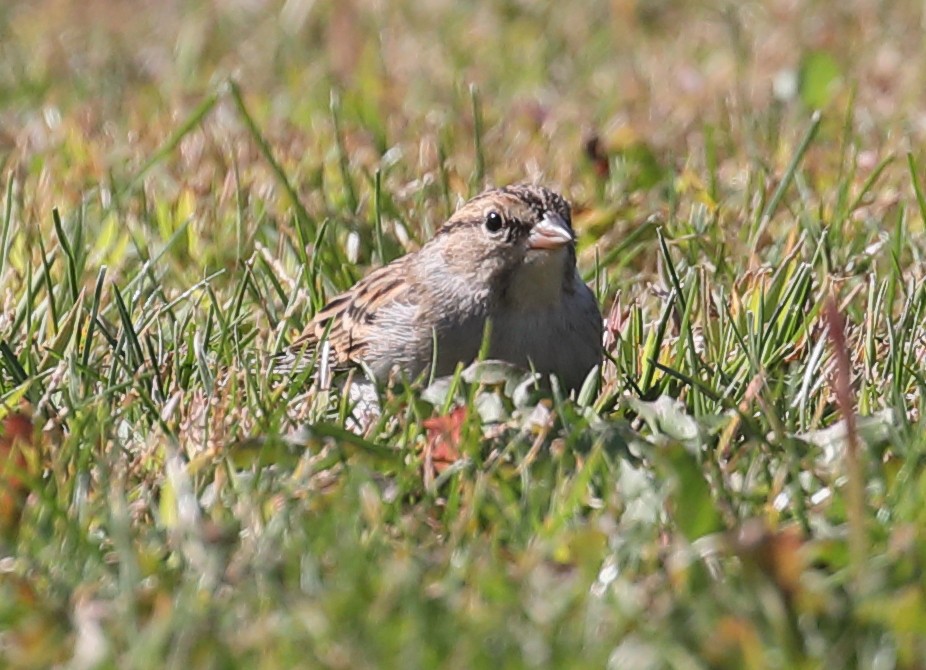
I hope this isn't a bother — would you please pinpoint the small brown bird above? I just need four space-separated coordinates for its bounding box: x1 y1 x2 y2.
288 184 602 392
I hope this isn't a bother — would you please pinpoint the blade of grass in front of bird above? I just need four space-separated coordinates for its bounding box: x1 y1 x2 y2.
0 174 13 282
759 264 805 364
233 260 261 326
902 289 926 397
658 227 706 406
862 276 881 380
797 329 828 430
628 302 644 379
143 333 165 399
720 293 756 394
470 84 486 193
373 169 386 265
22 252 34 378
195 309 215 397
81 266 107 371
288 209 312 287
670 276 701 411
112 284 144 370
36 232 59 334
308 217 334 308
907 152 926 228
651 359 722 404
779 266 815 347
704 123 719 203
885 205 905 320
205 284 233 361
639 289 675 393
233 154 245 265
437 136 453 221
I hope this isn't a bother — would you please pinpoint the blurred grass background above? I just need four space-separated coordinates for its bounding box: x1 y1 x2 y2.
3 0 926 667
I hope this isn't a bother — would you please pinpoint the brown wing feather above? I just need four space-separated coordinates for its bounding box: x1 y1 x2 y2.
289 256 413 369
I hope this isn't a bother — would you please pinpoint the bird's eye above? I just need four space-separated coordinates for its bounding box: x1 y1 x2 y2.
484 211 503 233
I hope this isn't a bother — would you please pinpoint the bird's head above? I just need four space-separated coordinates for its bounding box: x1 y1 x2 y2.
427 185 577 306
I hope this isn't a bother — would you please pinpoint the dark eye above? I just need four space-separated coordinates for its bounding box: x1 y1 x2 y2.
484 211 503 233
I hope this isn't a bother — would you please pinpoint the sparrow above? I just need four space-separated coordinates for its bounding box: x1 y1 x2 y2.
287 184 603 392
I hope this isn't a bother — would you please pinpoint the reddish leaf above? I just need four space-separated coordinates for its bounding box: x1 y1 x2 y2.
603 294 630 352
421 406 467 480
0 408 35 538
584 133 610 178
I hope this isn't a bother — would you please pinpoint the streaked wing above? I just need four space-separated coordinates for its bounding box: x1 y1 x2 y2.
289 256 413 369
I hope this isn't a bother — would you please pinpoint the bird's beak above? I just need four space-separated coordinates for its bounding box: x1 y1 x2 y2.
528 212 574 250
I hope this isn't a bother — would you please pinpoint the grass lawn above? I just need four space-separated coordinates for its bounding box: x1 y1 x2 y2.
2 0 926 667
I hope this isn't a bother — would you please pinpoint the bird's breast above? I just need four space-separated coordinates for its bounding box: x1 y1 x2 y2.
487 271 602 390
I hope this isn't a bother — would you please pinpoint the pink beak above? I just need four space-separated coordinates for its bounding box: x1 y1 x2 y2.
528 212 574 250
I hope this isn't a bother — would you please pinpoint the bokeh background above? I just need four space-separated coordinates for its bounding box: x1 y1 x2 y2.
4 0 921 257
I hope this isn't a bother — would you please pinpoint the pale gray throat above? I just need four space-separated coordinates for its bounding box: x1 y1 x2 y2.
500 247 571 310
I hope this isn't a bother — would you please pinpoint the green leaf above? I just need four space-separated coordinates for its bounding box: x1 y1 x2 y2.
663 442 725 541
799 51 842 109
627 396 722 540
626 395 702 445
